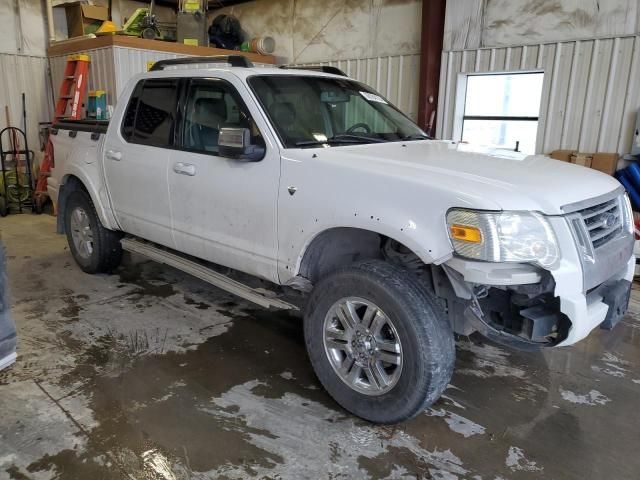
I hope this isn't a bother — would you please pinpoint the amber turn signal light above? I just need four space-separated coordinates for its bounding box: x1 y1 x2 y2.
450 224 482 243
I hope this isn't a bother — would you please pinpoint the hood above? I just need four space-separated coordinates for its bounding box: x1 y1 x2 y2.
301 140 621 215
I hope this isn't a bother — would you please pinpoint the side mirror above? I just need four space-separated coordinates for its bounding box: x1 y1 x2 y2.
218 127 265 162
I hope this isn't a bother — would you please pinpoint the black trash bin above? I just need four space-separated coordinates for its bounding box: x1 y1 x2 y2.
0 240 16 370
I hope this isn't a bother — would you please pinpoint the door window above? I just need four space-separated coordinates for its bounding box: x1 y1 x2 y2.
129 79 180 148
182 79 264 154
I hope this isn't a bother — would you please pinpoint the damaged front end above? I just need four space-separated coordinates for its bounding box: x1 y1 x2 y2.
434 189 636 349
432 264 571 349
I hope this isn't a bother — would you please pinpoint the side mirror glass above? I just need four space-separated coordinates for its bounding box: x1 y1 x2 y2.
218 127 265 162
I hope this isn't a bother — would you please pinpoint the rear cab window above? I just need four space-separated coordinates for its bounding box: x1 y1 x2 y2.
121 78 180 148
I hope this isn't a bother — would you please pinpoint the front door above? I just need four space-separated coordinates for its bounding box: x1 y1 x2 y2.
103 78 179 248
168 76 280 282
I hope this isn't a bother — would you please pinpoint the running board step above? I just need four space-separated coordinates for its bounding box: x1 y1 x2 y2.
121 238 298 311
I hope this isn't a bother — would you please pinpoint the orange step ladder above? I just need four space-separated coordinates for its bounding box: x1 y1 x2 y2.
54 54 91 121
35 54 91 212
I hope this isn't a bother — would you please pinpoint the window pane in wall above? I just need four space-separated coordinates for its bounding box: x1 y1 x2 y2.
464 73 544 117
462 119 539 154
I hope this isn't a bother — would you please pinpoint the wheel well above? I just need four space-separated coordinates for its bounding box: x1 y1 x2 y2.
298 227 425 283
56 175 88 234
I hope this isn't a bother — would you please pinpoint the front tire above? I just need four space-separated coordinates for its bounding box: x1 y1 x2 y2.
64 190 122 273
304 260 455 424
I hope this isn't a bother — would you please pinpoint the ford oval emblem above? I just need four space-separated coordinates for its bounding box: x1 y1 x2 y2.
602 212 617 229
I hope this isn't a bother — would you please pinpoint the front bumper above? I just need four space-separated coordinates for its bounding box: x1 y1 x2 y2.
444 214 635 348
555 254 634 346
548 214 634 346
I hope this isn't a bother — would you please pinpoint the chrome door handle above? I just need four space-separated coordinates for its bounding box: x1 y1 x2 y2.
105 149 122 161
173 162 196 176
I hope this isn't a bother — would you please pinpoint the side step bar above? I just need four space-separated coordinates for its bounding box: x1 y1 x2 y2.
121 238 298 311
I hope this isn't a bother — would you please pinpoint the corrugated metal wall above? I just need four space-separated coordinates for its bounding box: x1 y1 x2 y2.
295 54 421 121
0 54 51 162
50 47 275 108
437 35 640 155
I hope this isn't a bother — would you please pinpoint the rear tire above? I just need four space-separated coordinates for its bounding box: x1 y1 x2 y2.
304 259 455 424
64 190 122 273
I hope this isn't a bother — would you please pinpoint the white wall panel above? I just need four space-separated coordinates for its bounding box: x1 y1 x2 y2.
437 35 640 155
295 54 421 121
0 54 51 163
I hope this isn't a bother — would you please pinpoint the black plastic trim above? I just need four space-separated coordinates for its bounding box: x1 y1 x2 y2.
150 55 254 71
279 65 347 77
53 120 108 134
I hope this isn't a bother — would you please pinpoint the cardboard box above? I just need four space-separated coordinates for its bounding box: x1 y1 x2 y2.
64 3 108 38
550 149 576 162
591 152 619 175
570 152 593 168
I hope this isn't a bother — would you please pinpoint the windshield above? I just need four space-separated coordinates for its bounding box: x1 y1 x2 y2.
247 75 428 148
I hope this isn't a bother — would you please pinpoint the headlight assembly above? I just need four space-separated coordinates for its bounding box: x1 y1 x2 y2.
446 209 560 268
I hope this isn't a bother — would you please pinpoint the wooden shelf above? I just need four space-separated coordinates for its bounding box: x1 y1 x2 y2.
47 35 275 64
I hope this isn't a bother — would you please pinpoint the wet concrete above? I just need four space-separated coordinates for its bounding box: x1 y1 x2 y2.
1 214 640 479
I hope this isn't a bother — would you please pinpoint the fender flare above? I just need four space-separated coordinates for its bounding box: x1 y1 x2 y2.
291 225 452 283
56 168 120 233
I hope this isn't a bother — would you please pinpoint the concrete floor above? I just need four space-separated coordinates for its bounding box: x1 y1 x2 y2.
1 214 640 480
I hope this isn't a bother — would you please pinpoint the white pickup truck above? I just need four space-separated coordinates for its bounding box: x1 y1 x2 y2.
48 55 635 424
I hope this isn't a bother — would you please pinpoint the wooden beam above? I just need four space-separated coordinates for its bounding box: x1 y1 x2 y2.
47 35 275 64
417 0 446 136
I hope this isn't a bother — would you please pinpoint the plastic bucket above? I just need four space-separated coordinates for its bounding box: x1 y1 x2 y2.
240 36 275 55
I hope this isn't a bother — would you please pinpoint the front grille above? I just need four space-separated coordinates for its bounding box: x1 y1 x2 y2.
576 197 622 249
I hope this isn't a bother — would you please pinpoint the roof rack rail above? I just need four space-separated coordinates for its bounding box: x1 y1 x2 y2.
279 65 348 77
150 55 254 71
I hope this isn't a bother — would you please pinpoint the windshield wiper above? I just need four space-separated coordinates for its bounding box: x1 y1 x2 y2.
296 134 388 147
295 134 387 148
331 134 388 143
402 133 432 141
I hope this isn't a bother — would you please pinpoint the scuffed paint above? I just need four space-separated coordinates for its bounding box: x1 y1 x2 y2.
427 408 486 438
202 379 474 479
559 388 611 406
505 446 543 472
141 449 178 480
455 341 526 379
591 352 631 378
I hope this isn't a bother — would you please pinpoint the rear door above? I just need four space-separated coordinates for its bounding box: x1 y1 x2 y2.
167 75 281 282
103 78 179 248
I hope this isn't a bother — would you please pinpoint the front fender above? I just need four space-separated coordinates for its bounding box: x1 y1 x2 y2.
279 213 454 284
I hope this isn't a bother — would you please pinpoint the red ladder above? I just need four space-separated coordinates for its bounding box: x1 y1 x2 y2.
54 54 91 121
34 54 91 211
